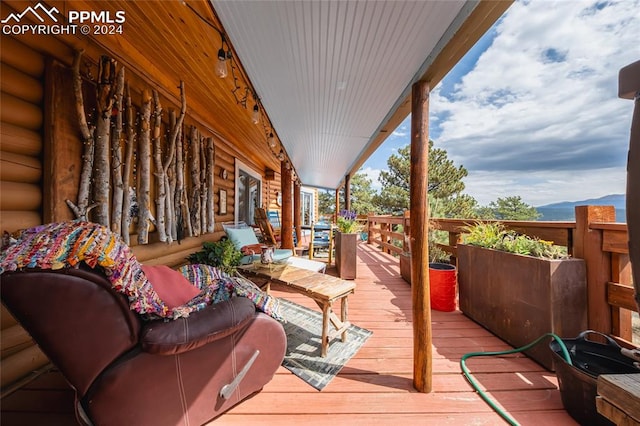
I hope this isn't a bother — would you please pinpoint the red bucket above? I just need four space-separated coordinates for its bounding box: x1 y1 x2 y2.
428 263 457 312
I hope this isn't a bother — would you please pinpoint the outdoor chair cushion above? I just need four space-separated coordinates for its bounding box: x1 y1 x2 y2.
141 265 200 308
225 226 292 264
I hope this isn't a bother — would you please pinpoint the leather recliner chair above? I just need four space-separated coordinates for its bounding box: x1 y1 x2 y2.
1 266 287 425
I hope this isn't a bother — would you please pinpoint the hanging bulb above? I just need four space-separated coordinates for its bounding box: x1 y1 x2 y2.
278 150 285 161
285 161 291 170
252 104 260 124
268 132 276 149
216 48 228 78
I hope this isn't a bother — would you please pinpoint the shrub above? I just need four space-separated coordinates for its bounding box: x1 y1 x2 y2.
463 222 568 259
187 239 243 274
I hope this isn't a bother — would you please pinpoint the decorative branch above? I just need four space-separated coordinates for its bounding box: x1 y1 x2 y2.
189 126 201 236
92 55 117 226
121 82 136 245
206 136 215 233
152 90 168 243
175 120 190 239
137 89 152 244
110 66 125 234
66 49 96 220
163 81 186 242
200 134 207 233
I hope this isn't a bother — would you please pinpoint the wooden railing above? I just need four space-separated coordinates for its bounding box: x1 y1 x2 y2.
367 205 636 343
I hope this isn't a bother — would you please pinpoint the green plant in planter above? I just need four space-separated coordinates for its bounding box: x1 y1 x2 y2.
463 221 568 259
187 239 243 274
337 210 363 233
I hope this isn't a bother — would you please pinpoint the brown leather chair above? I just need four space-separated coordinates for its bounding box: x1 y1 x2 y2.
1 266 286 425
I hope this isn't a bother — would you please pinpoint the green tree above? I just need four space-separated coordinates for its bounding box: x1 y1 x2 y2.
345 172 378 215
318 190 334 217
483 196 541 220
375 142 469 215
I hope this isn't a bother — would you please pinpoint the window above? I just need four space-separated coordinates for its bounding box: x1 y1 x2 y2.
301 188 314 227
234 160 262 226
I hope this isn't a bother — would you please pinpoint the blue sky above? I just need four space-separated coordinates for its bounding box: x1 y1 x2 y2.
361 0 639 207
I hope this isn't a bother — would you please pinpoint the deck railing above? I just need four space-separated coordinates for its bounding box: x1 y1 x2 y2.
367 205 636 343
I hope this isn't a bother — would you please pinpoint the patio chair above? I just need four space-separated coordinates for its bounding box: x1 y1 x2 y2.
0 221 286 425
222 220 293 264
1 246 287 425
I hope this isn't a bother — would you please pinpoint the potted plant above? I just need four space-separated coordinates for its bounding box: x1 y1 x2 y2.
335 210 362 279
187 239 243 275
457 222 587 370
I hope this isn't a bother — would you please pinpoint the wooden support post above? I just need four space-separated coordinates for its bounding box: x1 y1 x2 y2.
334 188 340 223
619 60 640 313
294 181 302 246
574 205 615 334
344 173 351 212
410 80 432 393
281 161 294 249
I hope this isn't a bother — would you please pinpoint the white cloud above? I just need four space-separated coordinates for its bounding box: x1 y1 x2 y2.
431 0 638 196
464 167 627 207
360 166 383 191
363 0 638 207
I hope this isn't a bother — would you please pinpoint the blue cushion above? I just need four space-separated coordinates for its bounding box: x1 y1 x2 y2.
240 249 293 265
225 227 259 250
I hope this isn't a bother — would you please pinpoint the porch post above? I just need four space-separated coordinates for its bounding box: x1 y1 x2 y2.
574 205 615 333
294 181 302 245
619 60 640 313
334 188 340 222
410 80 432 393
281 161 294 249
344 173 351 212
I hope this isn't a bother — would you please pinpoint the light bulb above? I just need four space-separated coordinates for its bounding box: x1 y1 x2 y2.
252 104 260 124
278 150 284 161
216 48 227 78
268 133 276 149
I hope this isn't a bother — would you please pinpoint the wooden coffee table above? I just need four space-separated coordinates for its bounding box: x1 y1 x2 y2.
239 262 356 357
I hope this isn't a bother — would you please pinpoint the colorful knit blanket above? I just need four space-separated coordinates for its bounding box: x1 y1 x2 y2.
0 221 282 320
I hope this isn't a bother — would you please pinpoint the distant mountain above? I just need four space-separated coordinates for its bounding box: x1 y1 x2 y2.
536 194 626 221
538 194 626 209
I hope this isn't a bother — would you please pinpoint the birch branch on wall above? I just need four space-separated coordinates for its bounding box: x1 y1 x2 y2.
189 126 201 237
92 56 117 226
121 82 136 245
137 89 152 244
110 67 125 235
66 50 96 220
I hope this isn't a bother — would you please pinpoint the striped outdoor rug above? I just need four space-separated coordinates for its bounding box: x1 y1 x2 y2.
278 298 372 391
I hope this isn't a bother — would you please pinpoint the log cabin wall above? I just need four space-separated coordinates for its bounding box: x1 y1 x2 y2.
0 28 271 391
0 35 50 390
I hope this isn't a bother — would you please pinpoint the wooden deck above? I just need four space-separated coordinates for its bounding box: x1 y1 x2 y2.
1 243 578 425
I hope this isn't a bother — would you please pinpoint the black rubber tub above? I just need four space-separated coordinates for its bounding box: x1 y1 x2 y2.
549 330 640 426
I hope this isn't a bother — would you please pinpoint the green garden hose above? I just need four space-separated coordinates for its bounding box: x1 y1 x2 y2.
460 333 572 426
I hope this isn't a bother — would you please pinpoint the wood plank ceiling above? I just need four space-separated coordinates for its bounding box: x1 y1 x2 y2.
212 0 472 189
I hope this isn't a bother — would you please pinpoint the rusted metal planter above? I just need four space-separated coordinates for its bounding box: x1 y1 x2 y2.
457 244 587 370
335 232 358 280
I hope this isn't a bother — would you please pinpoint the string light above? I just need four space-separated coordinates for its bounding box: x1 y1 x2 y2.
252 104 260 124
268 132 276 149
216 35 228 78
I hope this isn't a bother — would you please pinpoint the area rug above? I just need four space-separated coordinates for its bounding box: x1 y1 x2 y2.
278 298 372 391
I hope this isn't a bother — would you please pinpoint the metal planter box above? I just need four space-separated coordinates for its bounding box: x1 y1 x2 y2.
458 244 587 370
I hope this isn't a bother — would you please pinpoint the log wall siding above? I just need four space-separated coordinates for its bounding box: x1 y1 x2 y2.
0 35 48 389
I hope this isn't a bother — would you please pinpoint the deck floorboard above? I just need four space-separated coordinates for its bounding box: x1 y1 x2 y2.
0 242 578 425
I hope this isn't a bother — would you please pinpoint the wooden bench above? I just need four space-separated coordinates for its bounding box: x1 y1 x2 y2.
596 374 640 425
239 262 355 357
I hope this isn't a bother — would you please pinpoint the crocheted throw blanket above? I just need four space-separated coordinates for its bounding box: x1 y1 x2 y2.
0 221 282 321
